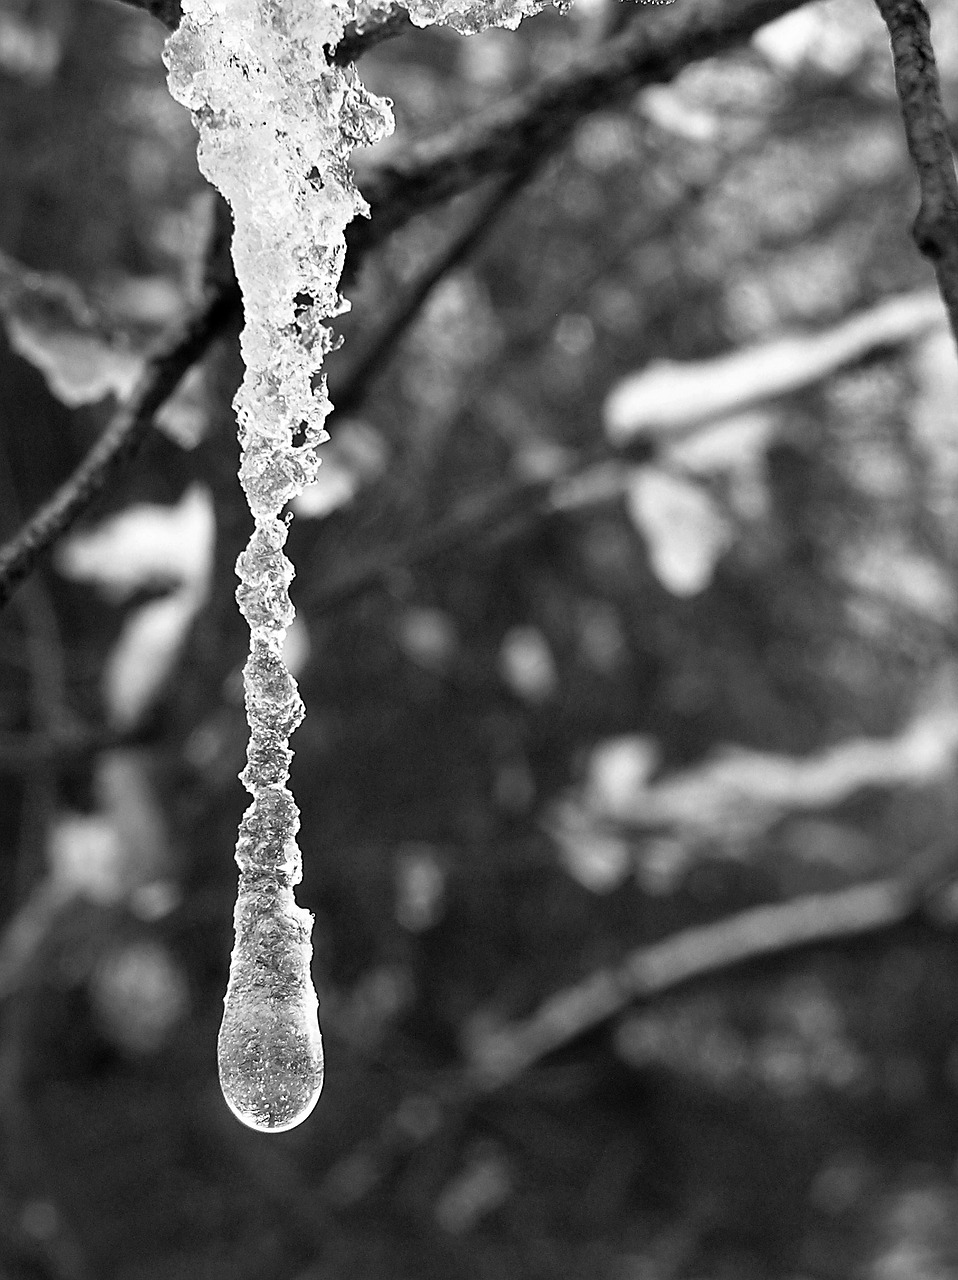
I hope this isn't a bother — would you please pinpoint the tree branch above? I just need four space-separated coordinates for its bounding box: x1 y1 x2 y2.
0 283 241 610
873 0 958 352
349 0 817 261
332 170 527 418
322 861 958 1206
466 876 944 1088
107 0 181 27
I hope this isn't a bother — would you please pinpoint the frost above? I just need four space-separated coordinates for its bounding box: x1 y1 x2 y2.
163 0 546 1133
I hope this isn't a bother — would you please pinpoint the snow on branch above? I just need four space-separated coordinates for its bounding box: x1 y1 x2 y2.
604 290 944 445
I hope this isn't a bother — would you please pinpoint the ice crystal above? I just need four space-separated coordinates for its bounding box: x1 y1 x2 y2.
164 0 547 1133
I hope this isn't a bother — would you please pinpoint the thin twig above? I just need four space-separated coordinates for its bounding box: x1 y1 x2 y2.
873 0 958 351
309 289 941 612
466 878 924 1087
0 284 240 610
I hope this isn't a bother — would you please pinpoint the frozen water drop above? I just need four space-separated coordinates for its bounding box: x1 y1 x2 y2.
219 1000 324 1132
218 883 324 1133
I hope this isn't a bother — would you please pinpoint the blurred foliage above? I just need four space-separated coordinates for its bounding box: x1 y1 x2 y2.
1 0 958 1276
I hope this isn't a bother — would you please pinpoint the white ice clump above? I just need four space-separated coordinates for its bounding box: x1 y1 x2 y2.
162 0 546 1133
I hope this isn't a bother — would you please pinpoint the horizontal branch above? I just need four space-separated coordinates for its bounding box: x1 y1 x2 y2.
0 283 240 610
873 0 958 353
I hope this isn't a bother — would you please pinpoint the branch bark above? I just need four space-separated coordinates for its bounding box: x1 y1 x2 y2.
873 0 958 352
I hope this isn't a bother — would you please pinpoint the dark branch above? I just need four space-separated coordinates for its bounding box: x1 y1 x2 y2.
349 0 816 260
0 283 241 610
874 0 958 352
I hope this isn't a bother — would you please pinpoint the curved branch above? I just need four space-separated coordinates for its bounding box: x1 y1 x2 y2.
0 283 241 610
873 0 958 352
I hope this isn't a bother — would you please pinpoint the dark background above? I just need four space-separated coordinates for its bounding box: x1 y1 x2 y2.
0 0 958 1276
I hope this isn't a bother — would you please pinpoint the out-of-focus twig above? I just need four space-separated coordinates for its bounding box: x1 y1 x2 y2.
109 0 414 65
107 0 181 26
322 864 958 1206
331 7 414 65
873 0 958 352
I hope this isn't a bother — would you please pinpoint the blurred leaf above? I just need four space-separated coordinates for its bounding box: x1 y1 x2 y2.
89 939 189 1056
625 466 734 597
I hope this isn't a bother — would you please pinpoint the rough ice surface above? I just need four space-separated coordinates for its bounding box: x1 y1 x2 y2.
163 0 545 1133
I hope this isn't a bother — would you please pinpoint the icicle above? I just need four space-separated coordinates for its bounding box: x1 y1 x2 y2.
163 0 548 1133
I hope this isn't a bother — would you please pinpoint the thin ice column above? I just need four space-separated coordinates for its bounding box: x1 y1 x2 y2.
164 0 393 1132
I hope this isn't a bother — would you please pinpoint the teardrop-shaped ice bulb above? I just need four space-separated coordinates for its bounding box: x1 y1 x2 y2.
218 880 324 1133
